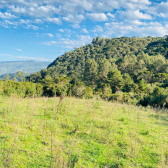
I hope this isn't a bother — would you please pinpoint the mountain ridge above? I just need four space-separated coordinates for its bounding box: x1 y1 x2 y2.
0 60 51 76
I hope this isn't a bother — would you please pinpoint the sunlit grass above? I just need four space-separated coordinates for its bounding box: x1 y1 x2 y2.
0 96 168 167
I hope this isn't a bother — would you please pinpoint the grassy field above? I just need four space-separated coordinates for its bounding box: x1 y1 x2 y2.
0 96 168 167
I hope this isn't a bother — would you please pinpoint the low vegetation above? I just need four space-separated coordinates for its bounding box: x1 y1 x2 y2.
0 96 168 167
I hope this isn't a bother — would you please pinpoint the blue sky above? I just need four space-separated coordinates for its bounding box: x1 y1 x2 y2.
0 0 168 62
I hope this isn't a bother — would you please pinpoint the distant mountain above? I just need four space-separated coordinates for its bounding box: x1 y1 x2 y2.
0 60 51 76
0 72 31 80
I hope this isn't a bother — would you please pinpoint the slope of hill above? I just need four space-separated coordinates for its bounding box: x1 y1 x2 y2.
28 36 168 81
0 96 168 167
0 60 51 76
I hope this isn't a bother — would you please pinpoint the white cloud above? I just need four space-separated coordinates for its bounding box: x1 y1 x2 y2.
45 17 62 24
59 29 64 32
0 0 154 23
58 29 73 34
139 0 151 5
104 22 133 37
149 2 168 14
107 13 115 18
60 35 92 48
20 19 30 24
63 14 84 23
129 20 146 26
91 25 103 33
15 48 22 52
4 20 15 25
42 35 92 49
122 0 151 10
9 5 57 18
0 18 40 30
86 13 108 22
82 28 89 33
34 19 43 24
90 1 119 12
158 13 168 18
135 26 168 37
0 0 168 39
103 21 168 37
26 24 39 30
0 12 16 19
47 33 54 38
71 23 80 28
148 2 168 18
42 41 57 46
9 6 27 15
119 10 152 20
0 54 52 62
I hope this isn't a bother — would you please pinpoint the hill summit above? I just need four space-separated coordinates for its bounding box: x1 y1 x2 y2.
28 36 168 82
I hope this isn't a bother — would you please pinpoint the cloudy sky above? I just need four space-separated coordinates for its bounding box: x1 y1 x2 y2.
0 0 168 62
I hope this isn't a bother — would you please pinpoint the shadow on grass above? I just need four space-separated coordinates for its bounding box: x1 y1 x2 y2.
149 112 168 126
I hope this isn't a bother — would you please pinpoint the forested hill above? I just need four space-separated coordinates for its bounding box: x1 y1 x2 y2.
0 60 51 76
28 36 168 82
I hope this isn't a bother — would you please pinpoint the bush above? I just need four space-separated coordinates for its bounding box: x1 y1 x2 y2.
109 91 123 102
72 84 85 98
84 86 93 99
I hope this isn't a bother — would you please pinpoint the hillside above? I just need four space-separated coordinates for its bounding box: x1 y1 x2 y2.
0 96 168 167
28 36 168 81
25 36 168 108
0 60 51 76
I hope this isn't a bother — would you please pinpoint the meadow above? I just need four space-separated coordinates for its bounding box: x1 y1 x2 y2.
0 96 168 167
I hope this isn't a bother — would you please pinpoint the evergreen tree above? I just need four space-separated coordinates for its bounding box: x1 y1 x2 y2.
122 74 135 92
83 59 98 85
107 70 123 93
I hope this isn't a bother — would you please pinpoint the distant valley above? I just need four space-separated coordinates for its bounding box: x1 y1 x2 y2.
0 60 51 78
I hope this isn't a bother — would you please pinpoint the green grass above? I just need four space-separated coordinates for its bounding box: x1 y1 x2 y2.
0 95 168 167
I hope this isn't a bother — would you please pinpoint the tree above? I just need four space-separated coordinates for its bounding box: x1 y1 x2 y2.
149 54 167 73
99 38 106 46
138 79 147 92
137 71 154 83
107 70 123 93
152 86 164 97
122 74 135 92
101 84 112 99
96 36 102 44
72 82 85 98
98 59 111 81
13 77 18 82
16 71 25 81
45 75 52 80
118 55 137 77
157 73 168 83
84 86 93 99
4 74 11 81
83 59 98 85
